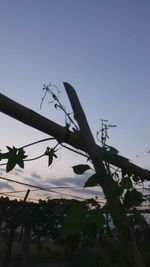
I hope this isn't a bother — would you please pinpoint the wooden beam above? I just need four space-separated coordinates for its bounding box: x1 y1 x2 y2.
63 82 145 267
0 93 85 150
0 91 150 181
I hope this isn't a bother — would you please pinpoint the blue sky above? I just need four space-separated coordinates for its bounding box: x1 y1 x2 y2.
0 0 150 201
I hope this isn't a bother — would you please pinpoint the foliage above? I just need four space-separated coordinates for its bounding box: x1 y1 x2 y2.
40 83 79 132
72 164 91 174
0 146 27 172
0 83 150 266
0 196 149 266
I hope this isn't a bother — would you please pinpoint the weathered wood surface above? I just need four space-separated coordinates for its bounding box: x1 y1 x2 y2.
64 82 145 267
0 91 150 181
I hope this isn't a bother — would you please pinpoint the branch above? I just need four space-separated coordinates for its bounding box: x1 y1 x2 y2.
0 92 150 181
0 93 84 150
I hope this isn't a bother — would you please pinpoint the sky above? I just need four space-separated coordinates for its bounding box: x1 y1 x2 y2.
0 0 150 202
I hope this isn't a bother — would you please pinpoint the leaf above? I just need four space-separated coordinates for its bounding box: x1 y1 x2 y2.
124 189 144 208
84 173 100 187
61 203 88 235
72 164 91 175
6 159 16 172
4 147 28 172
16 159 24 168
17 148 27 168
48 153 53 166
87 210 106 230
132 175 140 182
107 202 127 228
45 147 58 167
120 176 133 190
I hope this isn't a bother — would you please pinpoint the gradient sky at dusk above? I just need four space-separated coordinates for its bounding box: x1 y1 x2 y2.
0 0 150 201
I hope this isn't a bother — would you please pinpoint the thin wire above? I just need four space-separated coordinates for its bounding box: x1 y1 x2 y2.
0 190 105 204
0 175 105 202
0 191 106 204
0 176 79 191
20 137 55 150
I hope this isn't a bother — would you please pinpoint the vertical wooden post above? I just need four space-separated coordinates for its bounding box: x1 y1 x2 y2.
23 189 30 202
64 82 145 267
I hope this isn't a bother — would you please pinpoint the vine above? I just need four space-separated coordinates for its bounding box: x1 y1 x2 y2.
0 82 149 267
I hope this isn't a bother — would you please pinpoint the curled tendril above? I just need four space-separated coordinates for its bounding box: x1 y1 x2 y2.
40 83 79 131
40 83 61 108
96 119 117 148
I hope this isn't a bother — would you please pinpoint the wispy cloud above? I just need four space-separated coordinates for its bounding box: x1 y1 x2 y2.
0 169 104 201
46 171 92 187
0 182 15 190
13 168 23 176
0 168 6 173
43 172 104 200
30 172 42 180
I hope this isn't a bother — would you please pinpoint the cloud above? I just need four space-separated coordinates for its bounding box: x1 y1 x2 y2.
30 172 42 180
0 168 6 174
0 167 23 177
14 168 23 173
72 187 104 198
44 172 104 200
22 178 47 190
0 182 15 190
18 170 104 201
12 168 24 176
46 171 91 187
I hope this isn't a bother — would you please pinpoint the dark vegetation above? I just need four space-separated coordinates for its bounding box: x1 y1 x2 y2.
0 82 150 266
0 196 149 267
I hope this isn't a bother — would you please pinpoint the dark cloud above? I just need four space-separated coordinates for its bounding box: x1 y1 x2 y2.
13 168 23 176
0 182 15 190
14 168 23 173
23 178 46 189
13 171 19 176
0 168 6 173
20 171 104 200
46 176 85 187
44 172 105 200
46 171 92 187
31 172 42 180
0 167 23 177
72 187 103 198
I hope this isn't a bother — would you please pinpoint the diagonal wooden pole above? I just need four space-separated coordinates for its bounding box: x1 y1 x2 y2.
0 92 150 181
64 82 145 267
